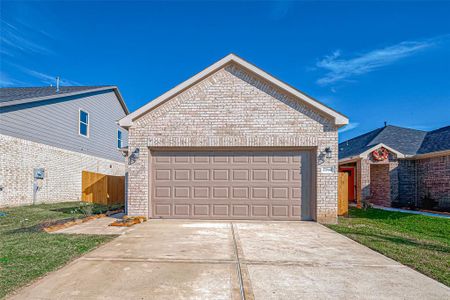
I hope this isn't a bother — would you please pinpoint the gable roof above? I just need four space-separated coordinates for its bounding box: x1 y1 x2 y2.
339 125 450 160
119 53 348 128
417 126 450 154
0 86 129 114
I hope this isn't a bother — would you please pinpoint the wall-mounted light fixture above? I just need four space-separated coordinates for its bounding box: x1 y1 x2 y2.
132 148 140 159
325 147 332 159
128 148 140 165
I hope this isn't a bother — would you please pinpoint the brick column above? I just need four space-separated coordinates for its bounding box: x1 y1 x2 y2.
356 158 371 206
389 160 399 205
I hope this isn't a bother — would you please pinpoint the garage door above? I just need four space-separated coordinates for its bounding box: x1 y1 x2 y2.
150 150 312 220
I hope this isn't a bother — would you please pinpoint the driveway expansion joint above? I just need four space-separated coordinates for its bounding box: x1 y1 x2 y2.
231 222 255 300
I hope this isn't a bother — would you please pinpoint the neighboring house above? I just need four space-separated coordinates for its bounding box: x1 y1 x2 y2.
0 86 129 207
119 54 348 223
339 125 450 210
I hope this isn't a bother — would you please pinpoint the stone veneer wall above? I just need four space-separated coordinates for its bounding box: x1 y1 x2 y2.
0 134 126 207
127 63 339 223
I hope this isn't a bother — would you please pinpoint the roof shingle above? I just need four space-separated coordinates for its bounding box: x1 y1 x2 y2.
339 125 449 159
0 86 111 103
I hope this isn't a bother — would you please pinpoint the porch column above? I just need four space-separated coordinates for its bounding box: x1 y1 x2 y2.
356 158 371 207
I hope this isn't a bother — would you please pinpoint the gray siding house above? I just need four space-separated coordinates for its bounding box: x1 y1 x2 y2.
0 86 129 206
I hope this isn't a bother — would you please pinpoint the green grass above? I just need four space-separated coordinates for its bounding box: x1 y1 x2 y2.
0 202 117 298
327 207 450 286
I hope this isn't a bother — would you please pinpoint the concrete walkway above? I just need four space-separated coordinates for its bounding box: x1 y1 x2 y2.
372 205 450 219
9 220 450 300
52 213 133 235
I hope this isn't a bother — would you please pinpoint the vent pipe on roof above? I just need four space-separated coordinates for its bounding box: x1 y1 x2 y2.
56 76 60 93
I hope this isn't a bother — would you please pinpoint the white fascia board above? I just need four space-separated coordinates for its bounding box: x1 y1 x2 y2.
119 54 349 127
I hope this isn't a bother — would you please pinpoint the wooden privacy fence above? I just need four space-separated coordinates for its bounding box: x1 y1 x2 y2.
82 171 125 206
338 172 349 216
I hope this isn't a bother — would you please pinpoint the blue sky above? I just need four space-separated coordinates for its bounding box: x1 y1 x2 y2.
1 1 449 141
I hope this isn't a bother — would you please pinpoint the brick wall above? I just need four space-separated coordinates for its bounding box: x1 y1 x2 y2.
416 155 450 208
398 160 417 206
127 63 339 223
0 134 126 207
369 164 391 206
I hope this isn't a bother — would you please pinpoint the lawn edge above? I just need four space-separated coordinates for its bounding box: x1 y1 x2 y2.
3 234 119 299
323 223 450 288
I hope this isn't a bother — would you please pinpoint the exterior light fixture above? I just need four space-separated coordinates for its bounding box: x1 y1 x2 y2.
325 147 332 159
132 148 140 159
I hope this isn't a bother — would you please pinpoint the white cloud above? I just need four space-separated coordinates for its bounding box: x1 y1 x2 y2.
0 20 54 56
24 69 82 86
9 64 82 86
339 122 359 133
316 39 436 85
0 72 25 87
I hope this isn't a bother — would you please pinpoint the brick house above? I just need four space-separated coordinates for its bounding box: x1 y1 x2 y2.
0 86 128 206
119 54 349 223
339 125 450 210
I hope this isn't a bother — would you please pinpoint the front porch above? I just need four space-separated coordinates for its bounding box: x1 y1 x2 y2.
339 146 400 208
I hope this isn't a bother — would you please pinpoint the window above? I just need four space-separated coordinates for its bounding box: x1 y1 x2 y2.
79 110 89 137
117 130 122 149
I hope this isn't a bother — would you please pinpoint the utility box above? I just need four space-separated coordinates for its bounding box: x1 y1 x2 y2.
33 168 45 179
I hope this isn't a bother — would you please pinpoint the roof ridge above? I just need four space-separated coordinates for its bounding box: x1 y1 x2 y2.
384 124 428 132
339 126 384 145
0 85 115 89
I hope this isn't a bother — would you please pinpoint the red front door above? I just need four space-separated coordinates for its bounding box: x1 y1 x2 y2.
339 167 355 202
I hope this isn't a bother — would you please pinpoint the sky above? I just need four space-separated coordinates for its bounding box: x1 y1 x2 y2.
1 1 449 142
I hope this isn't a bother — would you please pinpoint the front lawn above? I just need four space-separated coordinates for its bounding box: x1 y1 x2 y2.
0 202 117 298
327 207 450 286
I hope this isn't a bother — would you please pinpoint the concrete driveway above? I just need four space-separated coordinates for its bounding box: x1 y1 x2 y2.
9 220 450 299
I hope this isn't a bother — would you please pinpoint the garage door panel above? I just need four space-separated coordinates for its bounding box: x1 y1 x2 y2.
272 205 289 217
151 150 311 220
232 169 249 180
232 187 249 198
193 205 209 216
233 205 249 216
193 169 209 180
252 169 269 181
232 156 249 164
213 205 229 216
155 169 171 181
212 187 229 198
252 187 269 199
252 205 269 217
174 204 190 216
272 169 289 181
174 186 190 198
213 169 229 180
193 155 210 163
193 187 209 198
154 204 171 216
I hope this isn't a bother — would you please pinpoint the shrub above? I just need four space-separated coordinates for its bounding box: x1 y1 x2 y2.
421 193 438 210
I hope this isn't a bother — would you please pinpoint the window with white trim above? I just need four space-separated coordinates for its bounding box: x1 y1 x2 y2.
117 130 122 149
79 110 89 137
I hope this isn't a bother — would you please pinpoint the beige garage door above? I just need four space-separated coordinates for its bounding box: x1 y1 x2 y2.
151 150 312 220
